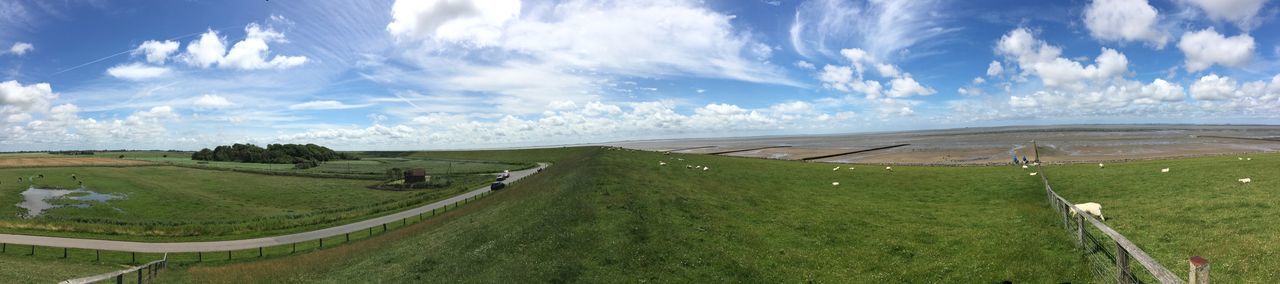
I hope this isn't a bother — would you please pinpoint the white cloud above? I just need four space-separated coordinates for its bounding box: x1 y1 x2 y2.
179 23 307 70
1178 28 1255 72
386 0 520 47
996 28 1129 90
887 76 936 98
1190 74 1239 100
986 61 1003 77
288 100 371 110
972 77 986 84
794 60 816 70
1140 78 1186 102
8 42 32 55
0 80 56 120
1181 0 1269 29
1083 0 1169 48
181 29 226 68
790 0 955 60
192 94 235 109
221 23 308 70
132 40 180 64
106 63 171 80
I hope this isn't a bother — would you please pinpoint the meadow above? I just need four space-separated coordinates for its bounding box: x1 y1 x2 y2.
1047 153 1280 282
0 165 489 240
169 147 1089 282
97 151 533 180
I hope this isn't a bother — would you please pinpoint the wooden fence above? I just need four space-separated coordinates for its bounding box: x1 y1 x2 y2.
1036 166 1209 283
58 254 167 284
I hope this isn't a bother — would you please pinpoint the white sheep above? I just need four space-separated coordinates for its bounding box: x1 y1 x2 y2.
1160 168 1169 173
1022 165 1029 169
832 166 840 171
1098 163 1105 168
659 161 667 166
885 166 893 171
831 182 840 186
703 167 709 171
1029 172 1038 176
1247 158 1252 161
1070 202 1106 221
1239 178 1252 184
1238 157 1244 160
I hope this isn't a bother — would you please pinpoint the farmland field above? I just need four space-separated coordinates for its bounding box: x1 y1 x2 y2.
94 151 533 179
169 147 1090 283
0 165 491 241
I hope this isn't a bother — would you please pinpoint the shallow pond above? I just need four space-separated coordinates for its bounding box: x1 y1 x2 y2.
15 186 126 218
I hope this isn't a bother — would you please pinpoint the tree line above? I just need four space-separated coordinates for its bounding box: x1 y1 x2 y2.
191 143 358 164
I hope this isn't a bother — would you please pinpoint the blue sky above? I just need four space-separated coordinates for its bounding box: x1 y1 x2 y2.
1 0 1279 151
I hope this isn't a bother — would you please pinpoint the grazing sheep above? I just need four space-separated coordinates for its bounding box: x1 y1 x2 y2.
703 167 709 171
1239 178 1252 184
686 165 692 169
658 161 667 166
1247 158 1252 161
1070 202 1106 221
885 166 893 171
1021 165 1028 169
832 166 840 171
1161 168 1170 173
831 182 839 186
1098 163 1105 168
1029 172 1038 176
1239 157 1244 160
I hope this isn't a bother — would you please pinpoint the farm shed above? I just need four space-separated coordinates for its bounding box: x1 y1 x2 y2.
404 168 427 183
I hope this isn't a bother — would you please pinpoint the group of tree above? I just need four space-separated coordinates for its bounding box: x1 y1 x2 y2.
191 143 357 164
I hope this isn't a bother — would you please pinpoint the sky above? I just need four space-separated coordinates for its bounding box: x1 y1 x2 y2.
1 0 1279 151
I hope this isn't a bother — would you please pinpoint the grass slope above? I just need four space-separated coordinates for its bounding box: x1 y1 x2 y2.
1047 153 1280 282
0 253 121 283
175 147 1086 282
0 166 485 240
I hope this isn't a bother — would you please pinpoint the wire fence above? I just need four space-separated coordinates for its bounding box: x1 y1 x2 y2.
1037 164 1195 284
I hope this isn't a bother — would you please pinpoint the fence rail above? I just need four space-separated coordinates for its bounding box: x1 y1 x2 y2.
1035 161 1201 283
59 254 166 284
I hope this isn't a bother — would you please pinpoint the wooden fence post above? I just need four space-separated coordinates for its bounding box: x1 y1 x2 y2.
292 243 296 254
258 247 263 257
1076 214 1085 251
137 268 142 283
116 274 122 284
62 247 67 258
97 250 101 262
1190 256 1210 284
320 238 324 248
2 243 5 252
132 252 136 263
30 245 35 256
1116 241 1132 284
198 251 202 262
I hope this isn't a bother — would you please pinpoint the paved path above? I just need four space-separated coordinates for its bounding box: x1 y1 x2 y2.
0 163 548 253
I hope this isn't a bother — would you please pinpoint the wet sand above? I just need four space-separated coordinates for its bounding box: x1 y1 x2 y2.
609 125 1280 165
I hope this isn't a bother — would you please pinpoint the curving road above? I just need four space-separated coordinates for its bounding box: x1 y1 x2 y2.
0 163 548 253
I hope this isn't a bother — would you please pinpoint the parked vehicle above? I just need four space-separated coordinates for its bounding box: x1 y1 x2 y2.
490 181 506 190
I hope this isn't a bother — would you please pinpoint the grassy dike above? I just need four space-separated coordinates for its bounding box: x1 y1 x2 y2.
1048 153 1280 282
171 147 1087 282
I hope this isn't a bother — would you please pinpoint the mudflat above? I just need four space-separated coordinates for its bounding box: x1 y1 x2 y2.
609 124 1280 164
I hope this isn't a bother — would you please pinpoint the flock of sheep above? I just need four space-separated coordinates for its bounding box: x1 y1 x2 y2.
643 146 1262 223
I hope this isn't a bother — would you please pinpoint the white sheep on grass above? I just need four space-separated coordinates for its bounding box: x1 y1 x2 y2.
1070 202 1106 221
659 161 667 166
1029 172 1038 176
1098 163 1105 168
1161 168 1169 173
703 167 710 171
832 166 840 171
885 166 893 171
1239 178 1252 184
831 182 839 186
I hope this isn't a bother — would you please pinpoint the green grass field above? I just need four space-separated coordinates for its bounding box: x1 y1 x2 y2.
95 151 533 180
1047 153 1280 282
0 165 489 240
0 253 123 283
168 147 1089 282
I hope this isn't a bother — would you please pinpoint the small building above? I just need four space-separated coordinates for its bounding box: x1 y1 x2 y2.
404 168 427 183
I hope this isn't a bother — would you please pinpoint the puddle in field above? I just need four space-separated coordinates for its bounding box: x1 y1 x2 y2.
15 186 127 218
